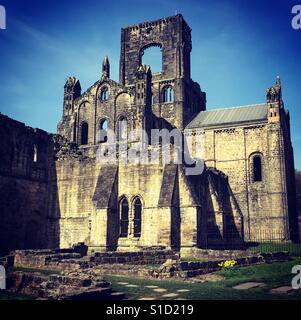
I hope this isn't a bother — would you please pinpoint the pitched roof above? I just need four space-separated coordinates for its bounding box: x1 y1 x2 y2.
187 103 268 129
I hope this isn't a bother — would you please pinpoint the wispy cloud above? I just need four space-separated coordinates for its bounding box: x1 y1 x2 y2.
0 75 27 94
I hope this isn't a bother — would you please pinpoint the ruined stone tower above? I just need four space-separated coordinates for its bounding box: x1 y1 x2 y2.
0 15 298 256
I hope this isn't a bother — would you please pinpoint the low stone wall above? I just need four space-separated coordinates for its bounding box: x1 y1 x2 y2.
6 271 122 300
14 250 82 269
158 252 291 278
180 248 253 260
13 243 88 269
7 247 292 282
61 252 292 280
63 264 155 278
91 250 179 265
10 248 179 271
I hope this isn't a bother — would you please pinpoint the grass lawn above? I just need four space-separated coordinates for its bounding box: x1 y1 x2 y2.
103 258 301 300
0 291 33 300
248 242 301 256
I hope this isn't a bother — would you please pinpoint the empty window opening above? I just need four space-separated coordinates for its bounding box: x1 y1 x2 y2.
133 197 142 238
141 45 162 73
253 156 263 182
162 86 175 103
81 122 89 145
98 119 108 143
120 198 129 237
100 87 109 101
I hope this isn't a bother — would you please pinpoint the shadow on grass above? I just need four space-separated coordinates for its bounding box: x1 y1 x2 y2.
104 258 301 300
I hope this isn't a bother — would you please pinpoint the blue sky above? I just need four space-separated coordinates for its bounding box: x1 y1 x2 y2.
0 0 300 168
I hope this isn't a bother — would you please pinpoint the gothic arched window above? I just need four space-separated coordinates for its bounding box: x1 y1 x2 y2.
253 155 263 182
98 119 108 143
100 87 109 101
133 197 142 238
162 86 174 103
120 198 129 238
81 122 89 145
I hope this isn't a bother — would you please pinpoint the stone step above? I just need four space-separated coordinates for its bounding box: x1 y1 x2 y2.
47 253 82 262
61 287 112 300
233 282 266 290
269 286 299 295
109 292 126 300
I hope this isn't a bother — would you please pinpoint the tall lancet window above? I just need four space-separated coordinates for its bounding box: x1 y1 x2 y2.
253 155 263 182
98 119 108 143
100 87 109 101
81 122 89 145
133 197 142 238
162 86 174 103
120 198 129 238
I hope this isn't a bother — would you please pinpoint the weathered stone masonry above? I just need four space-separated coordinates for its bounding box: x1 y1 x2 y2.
0 114 57 255
0 14 298 256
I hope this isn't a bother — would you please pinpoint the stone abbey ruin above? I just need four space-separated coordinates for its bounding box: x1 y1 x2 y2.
0 14 299 258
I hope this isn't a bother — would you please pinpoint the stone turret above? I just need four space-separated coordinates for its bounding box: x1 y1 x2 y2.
134 64 153 140
267 76 283 123
102 56 110 80
63 77 81 117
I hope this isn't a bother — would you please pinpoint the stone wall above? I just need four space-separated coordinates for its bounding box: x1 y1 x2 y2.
0 14 297 256
54 148 199 250
7 271 117 300
91 250 179 265
195 118 297 241
0 114 56 256
12 248 179 271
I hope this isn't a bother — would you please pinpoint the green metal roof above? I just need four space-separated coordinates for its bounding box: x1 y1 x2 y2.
187 104 268 129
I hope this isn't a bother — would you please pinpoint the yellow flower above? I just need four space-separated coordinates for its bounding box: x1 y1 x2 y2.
219 259 237 269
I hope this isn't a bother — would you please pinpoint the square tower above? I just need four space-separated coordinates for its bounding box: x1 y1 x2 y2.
120 14 206 130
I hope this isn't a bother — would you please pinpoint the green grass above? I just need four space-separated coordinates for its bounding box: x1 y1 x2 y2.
0 291 33 300
248 242 301 256
104 258 301 300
